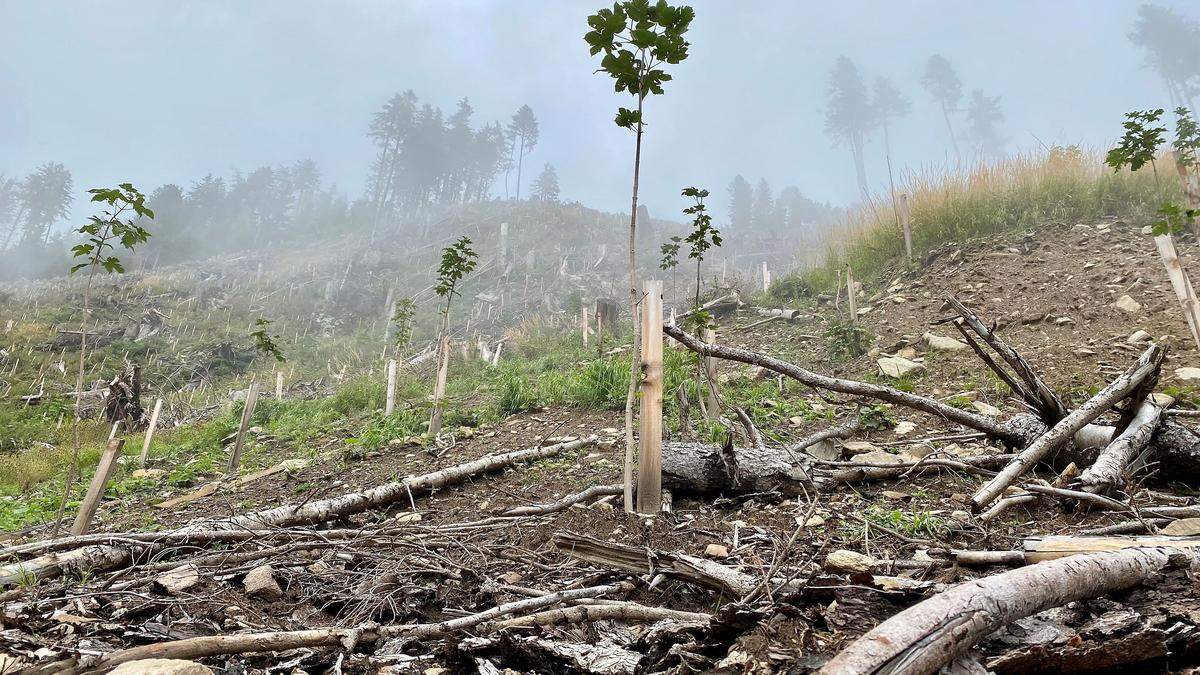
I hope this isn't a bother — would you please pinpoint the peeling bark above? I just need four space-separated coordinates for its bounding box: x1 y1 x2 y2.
971 345 1163 511
1076 397 1168 495
819 546 1197 675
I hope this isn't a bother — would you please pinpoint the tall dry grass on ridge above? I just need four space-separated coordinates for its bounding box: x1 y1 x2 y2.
789 147 1177 294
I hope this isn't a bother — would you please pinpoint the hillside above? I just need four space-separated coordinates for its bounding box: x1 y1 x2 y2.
5 197 1200 673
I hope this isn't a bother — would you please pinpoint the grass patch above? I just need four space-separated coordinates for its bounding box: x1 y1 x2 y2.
772 148 1173 299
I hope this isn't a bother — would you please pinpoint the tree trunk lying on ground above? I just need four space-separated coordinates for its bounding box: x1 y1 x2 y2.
220 435 597 530
0 437 598 589
675 292 743 322
1075 395 1170 495
661 440 811 496
980 344 1162 512
664 324 1021 444
664 324 1200 491
552 530 759 596
819 546 1199 675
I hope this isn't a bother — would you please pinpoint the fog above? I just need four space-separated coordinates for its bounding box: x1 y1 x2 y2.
1 0 1195 227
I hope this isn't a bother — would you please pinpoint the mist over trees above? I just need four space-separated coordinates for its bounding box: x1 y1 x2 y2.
0 162 74 251
871 76 910 203
922 54 964 163
725 174 841 236
824 56 875 200
967 91 1007 159
1129 3 1200 116
364 91 511 222
506 105 540 200
531 163 560 202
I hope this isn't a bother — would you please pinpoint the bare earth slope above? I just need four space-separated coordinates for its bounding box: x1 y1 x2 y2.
5 218 1200 673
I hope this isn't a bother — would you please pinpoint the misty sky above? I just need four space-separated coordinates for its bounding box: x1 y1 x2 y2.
2 0 1195 226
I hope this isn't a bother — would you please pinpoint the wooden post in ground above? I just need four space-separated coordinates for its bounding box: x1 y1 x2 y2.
385 358 398 416
846 265 858 323
499 222 510 273
703 327 720 419
138 398 163 466
899 193 913 260
581 305 589 347
71 438 125 535
762 261 771 292
637 279 664 515
429 333 451 435
227 380 260 475
1153 234 1200 351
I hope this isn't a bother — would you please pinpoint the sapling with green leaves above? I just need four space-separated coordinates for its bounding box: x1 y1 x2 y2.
391 297 418 350
679 186 722 416
1105 108 1194 235
429 236 478 435
53 184 153 537
659 235 681 303
585 0 694 512
1106 108 1200 349
679 186 722 332
249 318 286 363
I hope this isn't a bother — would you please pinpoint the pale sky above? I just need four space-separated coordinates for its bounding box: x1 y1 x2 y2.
1 0 1194 225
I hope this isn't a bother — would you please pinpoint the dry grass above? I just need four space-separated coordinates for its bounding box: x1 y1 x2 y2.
787 147 1177 294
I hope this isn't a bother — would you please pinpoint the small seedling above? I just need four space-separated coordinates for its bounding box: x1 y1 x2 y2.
249 318 286 362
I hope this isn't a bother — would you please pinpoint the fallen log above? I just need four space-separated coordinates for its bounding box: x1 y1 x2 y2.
493 602 710 630
661 440 810 496
501 484 623 516
819 546 1198 675
663 324 1021 444
824 453 1015 484
1023 534 1200 562
223 435 597 530
552 530 757 596
1075 395 1170 495
971 344 1163 511
676 292 743 322
0 545 130 588
1 437 598 589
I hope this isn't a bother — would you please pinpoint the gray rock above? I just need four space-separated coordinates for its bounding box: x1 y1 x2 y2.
243 564 283 600
877 356 924 378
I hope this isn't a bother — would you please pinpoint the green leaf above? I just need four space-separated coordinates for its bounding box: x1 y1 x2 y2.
614 107 642 129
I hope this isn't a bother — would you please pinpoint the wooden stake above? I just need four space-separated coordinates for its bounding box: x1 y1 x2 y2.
1153 234 1200 351
138 398 163 466
899 192 913 260
70 438 125 535
846 264 858 323
385 358 398 416
227 381 260 475
429 333 451 435
275 371 284 399
761 261 771 292
581 305 589 346
702 328 720 419
636 279 664 515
